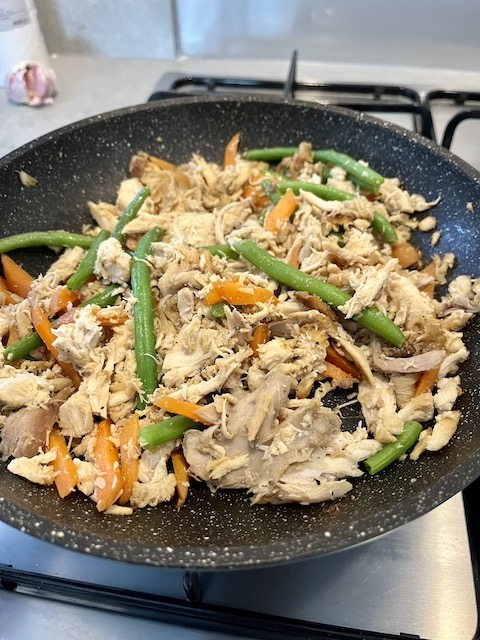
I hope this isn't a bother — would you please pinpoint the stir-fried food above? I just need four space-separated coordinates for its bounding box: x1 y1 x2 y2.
1 138 479 515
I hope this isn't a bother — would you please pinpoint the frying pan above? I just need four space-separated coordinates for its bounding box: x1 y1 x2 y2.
1 96 479 569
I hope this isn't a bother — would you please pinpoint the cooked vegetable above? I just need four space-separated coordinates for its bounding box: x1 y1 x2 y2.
371 211 398 244
210 301 227 318
364 421 423 475
156 397 212 424
0 276 16 304
171 448 190 509
415 366 440 396
118 414 140 506
1 254 34 298
264 189 297 233
131 227 164 408
312 150 385 191
202 244 239 260
111 187 151 242
48 427 78 499
0 230 95 254
224 132 241 168
326 344 360 378
243 147 296 162
139 415 204 450
324 360 355 382
232 239 406 347
391 242 421 268
205 278 278 307
66 229 110 290
93 419 124 512
251 324 270 357
275 179 355 202
49 286 80 315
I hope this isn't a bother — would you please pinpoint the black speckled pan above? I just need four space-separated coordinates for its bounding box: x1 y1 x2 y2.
1 97 480 569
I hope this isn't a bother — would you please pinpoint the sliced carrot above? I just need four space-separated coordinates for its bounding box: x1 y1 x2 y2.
171 448 190 510
49 287 80 315
147 154 177 171
324 360 355 382
419 260 436 298
93 418 124 512
326 344 360 378
31 305 82 388
391 242 421 268
155 396 212 425
0 276 16 305
251 324 270 357
118 414 140 505
1 254 34 298
48 427 78 499
205 278 278 307
224 132 241 168
265 189 297 233
415 366 440 396
242 184 271 209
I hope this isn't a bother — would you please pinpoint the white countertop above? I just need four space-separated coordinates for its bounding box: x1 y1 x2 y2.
3 53 480 160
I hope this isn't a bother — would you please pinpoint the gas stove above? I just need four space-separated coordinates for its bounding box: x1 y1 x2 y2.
1 53 480 640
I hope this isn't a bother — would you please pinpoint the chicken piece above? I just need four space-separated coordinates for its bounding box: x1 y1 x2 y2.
418 215 437 232
104 505 134 516
379 178 440 214
88 201 120 232
357 374 403 443
372 348 445 374
437 275 480 318
13 299 33 339
338 259 397 319
47 246 86 282
398 392 435 423
73 458 95 496
176 287 195 324
426 410 461 451
52 305 103 369
0 403 58 460
390 373 418 408
438 347 469 379
58 390 94 438
434 376 462 413
0 371 53 408
116 177 155 217
7 450 57 485
168 212 216 247
94 237 132 284
409 428 433 461
130 444 177 508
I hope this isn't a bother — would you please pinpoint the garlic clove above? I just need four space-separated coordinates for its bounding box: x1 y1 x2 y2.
6 60 56 107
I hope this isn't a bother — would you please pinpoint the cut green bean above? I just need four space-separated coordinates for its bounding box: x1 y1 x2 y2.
210 301 227 319
139 415 204 450
202 244 239 260
312 150 384 192
232 239 405 347
243 147 297 162
364 421 423 475
3 284 121 363
131 227 164 409
66 229 110 290
260 179 282 205
371 211 398 244
275 180 355 202
111 187 151 242
0 231 95 254
328 230 345 248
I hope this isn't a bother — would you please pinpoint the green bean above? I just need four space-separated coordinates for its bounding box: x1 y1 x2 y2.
210 301 227 319
66 229 110 290
111 187 151 242
275 180 355 202
202 244 239 260
131 227 164 409
329 230 345 248
243 147 297 162
260 179 282 205
139 415 204 450
312 150 384 192
0 231 95 254
364 421 423 475
3 284 121 363
371 211 398 244
232 239 405 347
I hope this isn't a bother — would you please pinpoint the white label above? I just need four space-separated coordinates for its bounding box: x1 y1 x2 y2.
0 0 30 32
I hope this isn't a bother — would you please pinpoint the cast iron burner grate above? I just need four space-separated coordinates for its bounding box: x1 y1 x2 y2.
149 50 435 139
424 89 480 149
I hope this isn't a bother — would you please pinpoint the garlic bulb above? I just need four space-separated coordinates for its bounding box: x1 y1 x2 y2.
6 61 56 107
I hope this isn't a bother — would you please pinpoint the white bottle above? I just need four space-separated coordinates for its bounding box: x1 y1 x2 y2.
0 0 50 87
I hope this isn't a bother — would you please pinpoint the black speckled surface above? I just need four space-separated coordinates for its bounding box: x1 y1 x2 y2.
1 96 480 569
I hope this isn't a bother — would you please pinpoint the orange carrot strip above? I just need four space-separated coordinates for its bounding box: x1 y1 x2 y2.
0 276 16 305
1 254 34 298
48 427 78 499
224 132 241 168
49 287 80 315
171 448 189 510
242 184 271 209
31 305 82 388
391 242 421 268
205 279 278 306
326 344 360 378
265 189 297 233
419 260 436 298
155 396 212 425
118 414 140 505
324 360 355 381
415 366 440 396
251 324 270 357
93 418 124 512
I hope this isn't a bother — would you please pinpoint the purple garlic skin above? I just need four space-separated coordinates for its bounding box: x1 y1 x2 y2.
6 60 56 107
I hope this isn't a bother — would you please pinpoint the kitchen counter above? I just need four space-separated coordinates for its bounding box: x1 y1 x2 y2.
3 53 480 160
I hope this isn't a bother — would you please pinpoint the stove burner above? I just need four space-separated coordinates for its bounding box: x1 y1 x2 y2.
424 89 480 149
